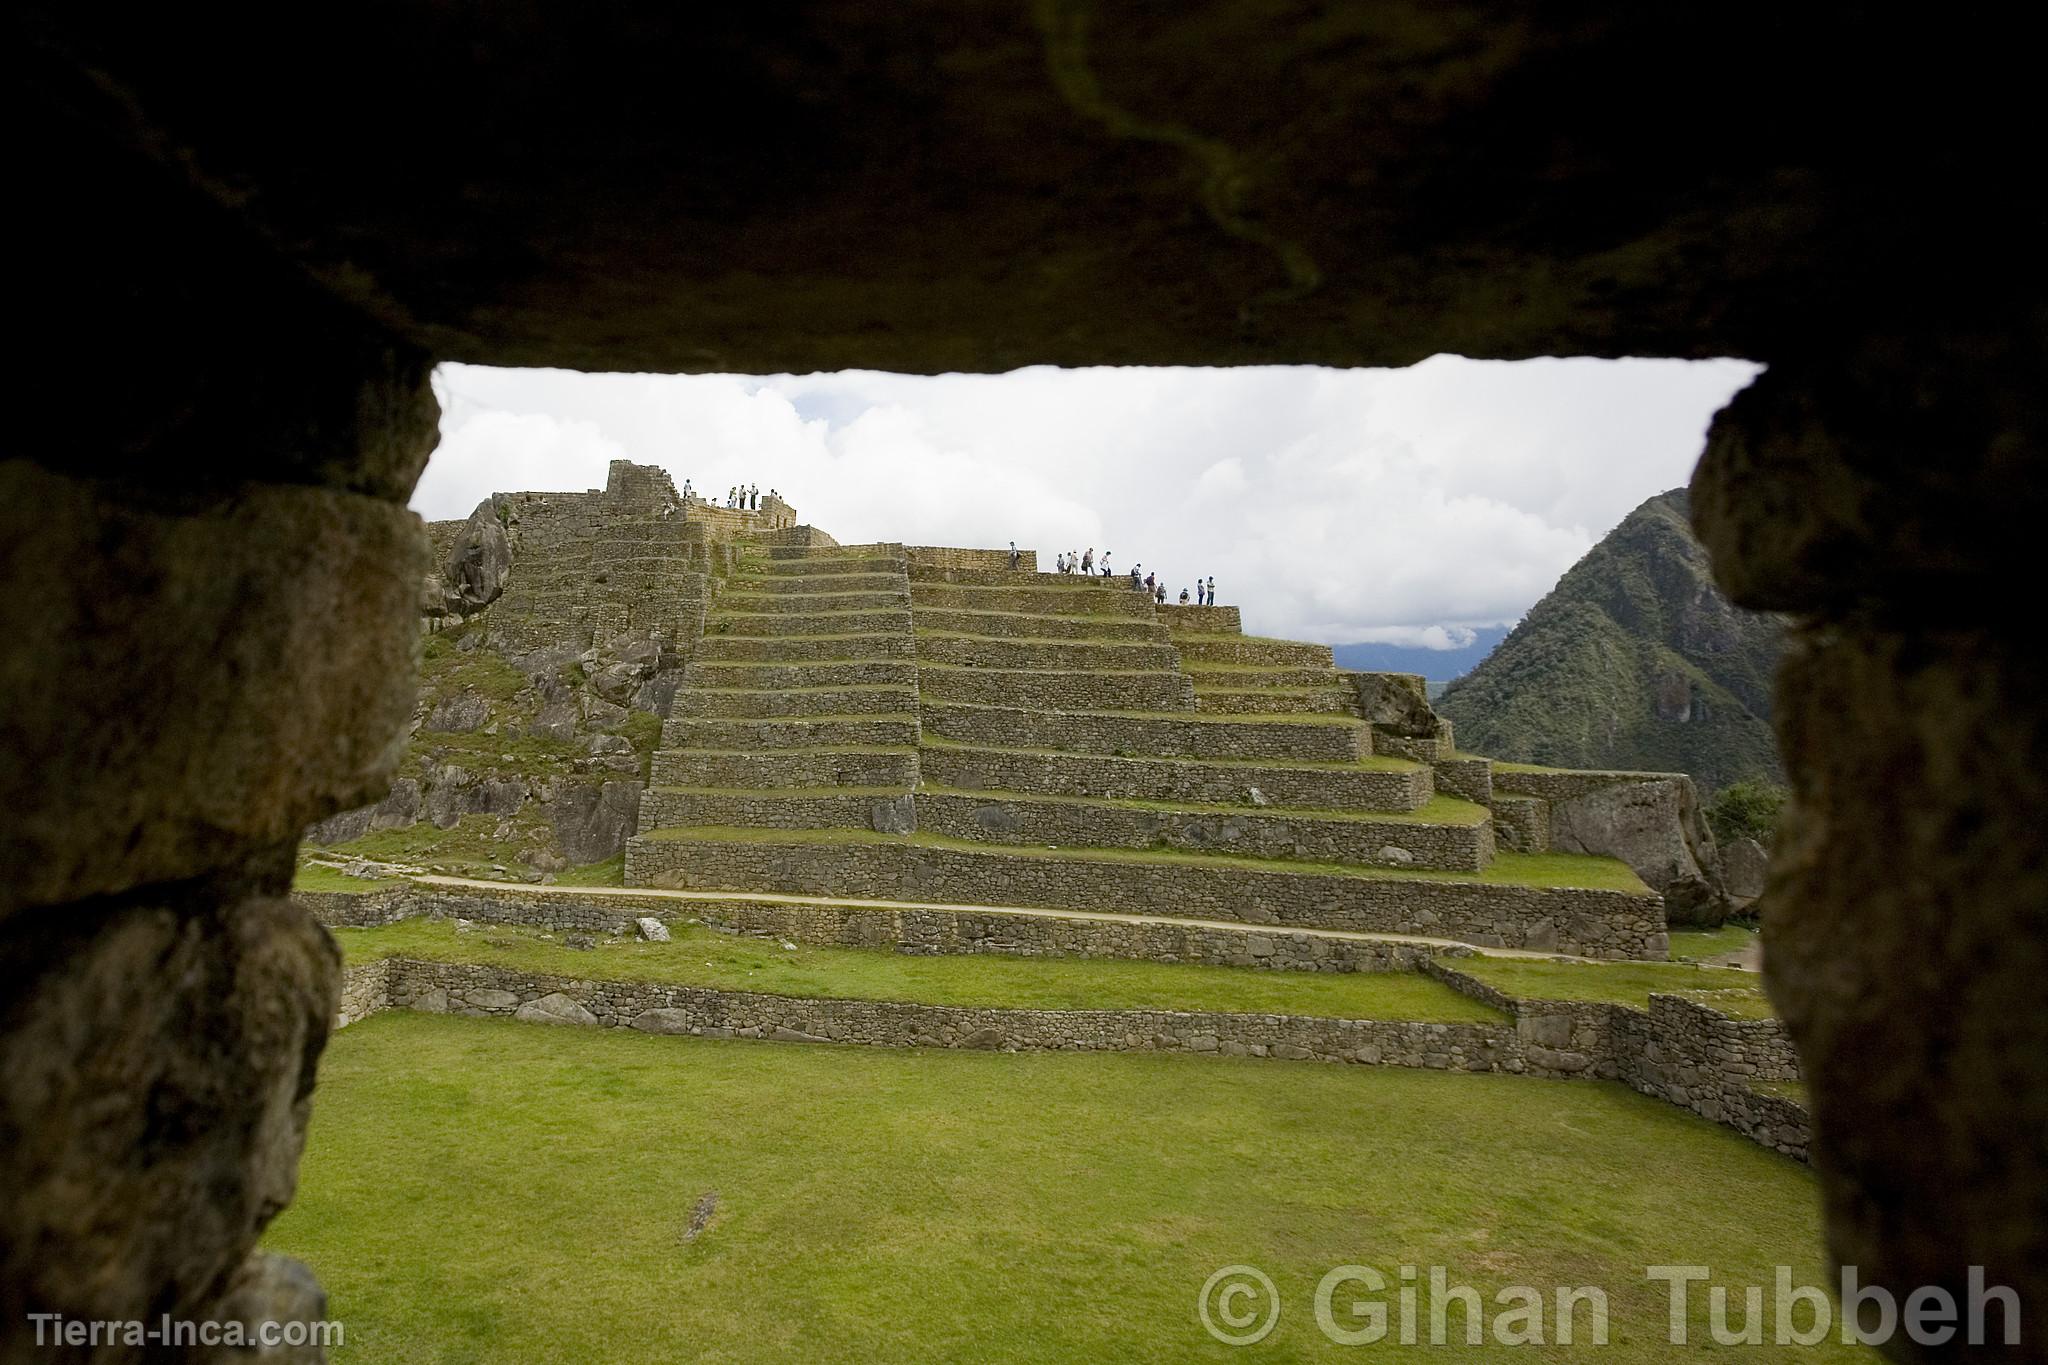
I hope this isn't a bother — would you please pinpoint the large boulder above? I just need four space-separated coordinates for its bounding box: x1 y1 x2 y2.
1722 836 1770 903
1347 671 1441 738
439 497 515 615
549 780 641 865
304 777 422 845
1548 775 1731 925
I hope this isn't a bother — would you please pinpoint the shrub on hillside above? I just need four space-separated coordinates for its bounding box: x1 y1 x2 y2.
1706 779 1788 846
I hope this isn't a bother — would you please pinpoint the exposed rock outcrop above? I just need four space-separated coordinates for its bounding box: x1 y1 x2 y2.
1547 776 1729 926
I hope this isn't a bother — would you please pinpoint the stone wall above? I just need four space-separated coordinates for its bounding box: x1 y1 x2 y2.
918 664 1194 711
906 546 1038 571
624 834 1668 958
336 956 392 1027
351 957 1527 1070
1425 961 1808 1159
914 790 1491 872
1157 604 1242 633
750 523 838 548
302 884 1435 973
921 702 1367 762
921 740 1431 811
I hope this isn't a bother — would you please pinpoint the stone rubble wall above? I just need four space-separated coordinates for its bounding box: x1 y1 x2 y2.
909 582 1155 617
651 747 920 790
315 886 1794 1155
913 790 1491 872
905 547 1039 571
663 715 921 748
921 702 1368 762
696 632 918 662
747 517 831 546
335 956 391 1027
910 608 1168 642
1175 636 1335 667
1424 960 1808 1159
921 740 1432 810
624 835 1667 958
302 884 1435 973
914 634 1181 671
637 789 911 835
918 664 1195 711
345 958 1530 1070
1157 604 1243 633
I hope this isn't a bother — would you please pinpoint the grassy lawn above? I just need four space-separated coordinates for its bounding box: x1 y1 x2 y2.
268 1014 1857 1362
1668 922 1760 961
1450 957 1776 1019
333 920 1502 1022
293 864 404 894
635 826 1651 893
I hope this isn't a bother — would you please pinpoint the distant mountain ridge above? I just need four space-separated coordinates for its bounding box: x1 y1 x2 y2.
1437 490 1785 791
1332 626 1511 681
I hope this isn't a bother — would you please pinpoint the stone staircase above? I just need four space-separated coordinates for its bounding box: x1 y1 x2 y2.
624 546 1699 958
636 541 921 834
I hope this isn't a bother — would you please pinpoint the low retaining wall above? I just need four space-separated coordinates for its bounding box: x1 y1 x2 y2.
302 885 1431 973
914 790 1490 872
1425 961 1808 1159
919 664 1195 712
920 740 1431 811
343 958 1525 1071
906 547 1037 572
1157 604 1241 633
922 701 1366 762
317 885 1799 1158
624 834 1667 958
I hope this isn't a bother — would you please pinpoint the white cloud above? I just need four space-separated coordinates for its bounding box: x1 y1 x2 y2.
417 358 1758 643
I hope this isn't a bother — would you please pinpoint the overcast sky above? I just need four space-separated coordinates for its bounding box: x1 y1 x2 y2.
418 359 1758 647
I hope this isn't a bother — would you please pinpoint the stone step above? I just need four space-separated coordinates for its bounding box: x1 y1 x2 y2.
918 664 1196 712
662 714 920 749
694 633 918 663
726 572 907 595
919 738 1431 811
915 633 1181 671
1193 687 1359 716
682 660 920 690
650 745 920 790
671 684 920 719
908 583 1156 617
716 588 909 614
916 787 1491 872
1185 665 1341 688
623 830 1664 959
705 608 912 637
1176 635 1337 667
921 700 1367 762
638 787 916 836
909 607 1170 643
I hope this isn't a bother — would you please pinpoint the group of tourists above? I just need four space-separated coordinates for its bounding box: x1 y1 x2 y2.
725 484 766 510
1053 547 1118 577
1045 545 1216 607
1130 566 1217 606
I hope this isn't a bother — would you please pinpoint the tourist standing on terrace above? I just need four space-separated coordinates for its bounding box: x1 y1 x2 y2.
1205 576 1216 605
1009 540 1020 569
1100 551 1112 577
1081 548 1093 574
